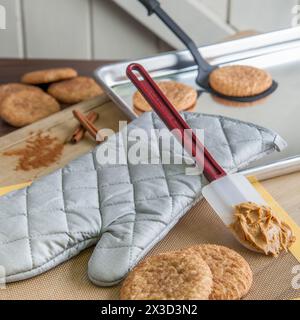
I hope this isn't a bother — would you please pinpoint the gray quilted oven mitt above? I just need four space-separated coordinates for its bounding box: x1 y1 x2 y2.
0 112 286 286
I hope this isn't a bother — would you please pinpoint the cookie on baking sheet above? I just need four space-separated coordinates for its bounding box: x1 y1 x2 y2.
133 103 197 116
0 83 42 104
21 68 78 85
183 244 253 300
120 251 213 300
47 76 103 104
209 65 272 97
0 90 60 127
133 81 197 112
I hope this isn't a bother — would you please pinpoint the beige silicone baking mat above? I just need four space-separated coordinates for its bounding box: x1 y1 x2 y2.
1 176 300 300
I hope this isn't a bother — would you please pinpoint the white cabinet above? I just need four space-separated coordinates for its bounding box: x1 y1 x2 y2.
0 0 298 59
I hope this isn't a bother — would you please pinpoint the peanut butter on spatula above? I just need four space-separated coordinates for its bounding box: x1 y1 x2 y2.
230 202 295 257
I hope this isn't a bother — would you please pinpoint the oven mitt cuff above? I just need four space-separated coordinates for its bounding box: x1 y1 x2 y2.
0 112 286 284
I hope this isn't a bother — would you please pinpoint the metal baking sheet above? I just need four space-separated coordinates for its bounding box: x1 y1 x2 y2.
95 27 300 180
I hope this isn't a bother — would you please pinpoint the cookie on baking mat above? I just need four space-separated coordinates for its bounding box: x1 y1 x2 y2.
133 81 197 112
48 76 102 104
21 68 78 85
120 251 213 300
183 244 253 300
0 83 42 104
0 90 60 127
209 65 272 97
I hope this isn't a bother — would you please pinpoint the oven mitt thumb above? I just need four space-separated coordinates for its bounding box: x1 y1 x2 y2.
0 112 286 285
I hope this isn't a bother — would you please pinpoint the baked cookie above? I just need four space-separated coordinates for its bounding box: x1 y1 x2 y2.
120 251 213 300
209 65 272 97
21 68 78 85
47 76 102 104
0 83 42 104
182 244 253 300
133 81 197 112
0 90 60 127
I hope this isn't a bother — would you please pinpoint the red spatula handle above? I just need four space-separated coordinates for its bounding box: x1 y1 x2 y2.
126 63 226 182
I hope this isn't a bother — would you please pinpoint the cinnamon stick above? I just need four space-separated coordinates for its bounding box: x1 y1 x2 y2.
72 110 104 143
71 111 98 143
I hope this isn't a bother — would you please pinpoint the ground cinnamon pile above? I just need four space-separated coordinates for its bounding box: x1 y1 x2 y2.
3 131 64 171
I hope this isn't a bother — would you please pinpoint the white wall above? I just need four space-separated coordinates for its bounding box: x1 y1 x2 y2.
0 0 298 60
230 0 299 32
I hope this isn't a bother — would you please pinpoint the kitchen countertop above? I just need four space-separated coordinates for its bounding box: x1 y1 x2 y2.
0 58 299 299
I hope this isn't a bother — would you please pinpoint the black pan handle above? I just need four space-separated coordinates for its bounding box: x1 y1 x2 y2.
138 0 160 15
138 0 214 82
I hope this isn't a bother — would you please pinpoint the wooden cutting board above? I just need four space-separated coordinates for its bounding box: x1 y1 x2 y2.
0 94 129 188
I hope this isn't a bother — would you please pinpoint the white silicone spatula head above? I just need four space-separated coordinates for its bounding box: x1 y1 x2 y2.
202 173 268 252
202 173 267 226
